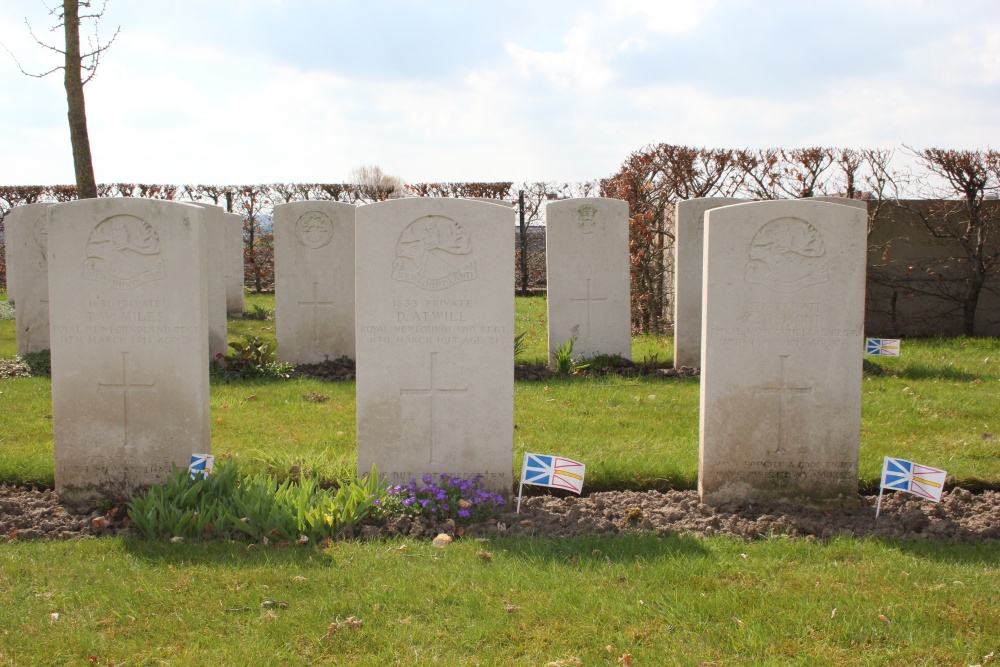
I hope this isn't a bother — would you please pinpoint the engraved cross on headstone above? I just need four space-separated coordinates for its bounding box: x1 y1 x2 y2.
400 352 468 464
98 351 156 453
754 354 812 455
569 278 608 340
298 281 336 345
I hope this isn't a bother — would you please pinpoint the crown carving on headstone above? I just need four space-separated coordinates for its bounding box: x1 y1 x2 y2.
576 204 599 233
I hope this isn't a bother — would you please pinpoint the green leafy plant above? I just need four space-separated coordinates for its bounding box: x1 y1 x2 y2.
22 349 51 376
514 331 528 361
213 334 292 379
0 300 14 320
127 460 386 542
243 303 273 321
552 337 589 374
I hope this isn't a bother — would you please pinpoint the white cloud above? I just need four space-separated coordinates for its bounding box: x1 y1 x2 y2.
903 25 1000 87
607 0 717 36
504 13 615 91
2 1 999 186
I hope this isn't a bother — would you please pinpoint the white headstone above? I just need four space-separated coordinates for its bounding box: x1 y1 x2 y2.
673 197 746 369
545 198 630 364
807 196 869 211
699 200 867 506
356 198 513 493
7 203 52 355
274 201 356 363
190 203 228 360
47 198 210 501
225 212 245 316
3 213 18 306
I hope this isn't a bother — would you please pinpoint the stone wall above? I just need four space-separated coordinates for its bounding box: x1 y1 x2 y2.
866 200 1000 337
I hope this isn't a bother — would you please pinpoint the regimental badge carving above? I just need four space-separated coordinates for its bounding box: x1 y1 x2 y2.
295 211 335 249
392 215 476 291
32 213 48 264
744 217 829 293
576 204 598 234
83 215 165 290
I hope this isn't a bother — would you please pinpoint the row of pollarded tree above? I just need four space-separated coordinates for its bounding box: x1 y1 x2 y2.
601 145 1000 336
2 147 998 335
0 178 567 295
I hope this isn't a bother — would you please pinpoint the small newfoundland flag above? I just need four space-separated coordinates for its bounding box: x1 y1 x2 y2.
875 456 946 518
866 338 901 356
517 453 586 513
189 453 215 481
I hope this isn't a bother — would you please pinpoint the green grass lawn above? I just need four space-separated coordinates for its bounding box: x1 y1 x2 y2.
1 534 997 665
1 292 999 664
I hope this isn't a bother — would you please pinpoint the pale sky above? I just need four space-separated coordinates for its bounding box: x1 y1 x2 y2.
1 0 998 186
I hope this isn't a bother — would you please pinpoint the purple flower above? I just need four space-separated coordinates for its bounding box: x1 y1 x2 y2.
458 509 471 518
422 474 434 484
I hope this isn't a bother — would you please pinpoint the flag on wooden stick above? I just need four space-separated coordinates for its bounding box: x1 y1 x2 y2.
517 453 586 513
875 456 946 518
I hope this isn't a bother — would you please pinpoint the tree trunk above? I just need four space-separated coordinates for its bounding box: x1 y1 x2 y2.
518 190 528 295
63 0 97 199
962 269 985 336
245 219 260 293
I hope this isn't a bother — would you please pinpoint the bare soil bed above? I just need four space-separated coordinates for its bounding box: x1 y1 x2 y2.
285 358 698 383
3 484 997 544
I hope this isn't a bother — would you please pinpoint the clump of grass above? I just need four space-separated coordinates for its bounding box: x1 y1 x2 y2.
243 303 273 321
0 300 14 320
583 353 633 374
514 331 528 361
552 338 589 374
247 449 353 485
